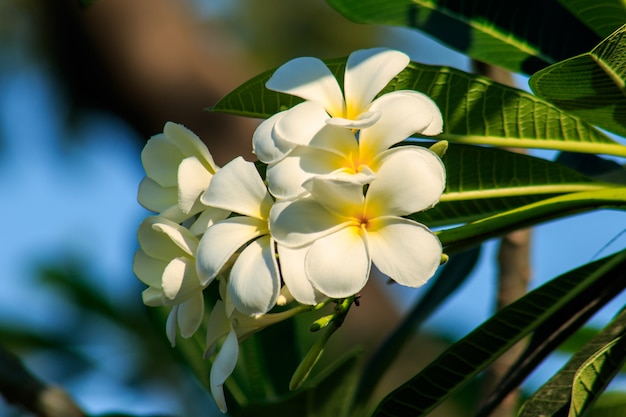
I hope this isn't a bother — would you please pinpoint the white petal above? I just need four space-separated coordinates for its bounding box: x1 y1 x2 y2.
163 122 217 172
367 217 442 287
141 134 184 187
205 300 232 358
162 256 202 303
201 157 273 220
269 199 348 248
252 112 296 164
325 110 381 129
178 156 212 214
210 329 239 413
365 147 446 217
276 244 321 305
137 217 198 260
303 175 366 218
196 217 266 285
137 177 177 213
142 287 164 307
273 101 330 147
306 227 370 298
344 48 409 117
359 91 442 158
177 291 205 338
266 57 345 116
133 249 164 288
267 146 346 200
228 236 280 316
166 306 179 346
307 123 359 156
189 207 231 236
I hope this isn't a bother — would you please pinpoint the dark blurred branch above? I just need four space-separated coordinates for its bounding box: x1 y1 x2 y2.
0 346 85 417
472 61 532 417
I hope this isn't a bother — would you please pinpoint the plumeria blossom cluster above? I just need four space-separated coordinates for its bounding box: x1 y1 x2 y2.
134 47 446 413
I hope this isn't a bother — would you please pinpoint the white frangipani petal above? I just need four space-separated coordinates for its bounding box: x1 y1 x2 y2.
201 157 273 219
137 217 198 260
359 91 442 158
188 207 231 237
306 227 371 298
228 236 280 316
273 101 330 147
252 112 296 164
196 217 266 285
137 177 176 213
178 156 212 214
163 122 217 171
266 57 345 116
366 147 446 217
142 287 163 307
177 291 205 338
270 199 349 248
141 135 184 187
344 48 409 117
267 146 346 200
367 217 442 288
166 305 179 347
324 110 381 129
133 249 165 288
210 329 239 413
161 257 202 303
276 244 321 305
205 300 231 358
303 175 368 218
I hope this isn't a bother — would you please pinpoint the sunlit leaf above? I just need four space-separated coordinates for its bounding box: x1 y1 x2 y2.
438 187 626 254
324 0 600 74
372 249 626 417
212 60 626 158
518 307 626 417
559 0 626 38
530 24 626 137
412 144 608 227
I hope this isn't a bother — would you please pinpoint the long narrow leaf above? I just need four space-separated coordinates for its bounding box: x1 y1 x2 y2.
438 187 626 254
413 144 607 227
372 249 626 417
518 307 626 417
530 24 626 137
324 0 599 74
559 0 626 38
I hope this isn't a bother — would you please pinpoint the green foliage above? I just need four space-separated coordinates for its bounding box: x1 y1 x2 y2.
324 0 601 74
518 307 626 417
373 250 626 417
530 24 626 137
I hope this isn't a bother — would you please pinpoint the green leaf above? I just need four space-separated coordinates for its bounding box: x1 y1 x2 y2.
213 60 626 158
437 187 626 254
529 24 626 137
324 0 600 74
559 0 626 38
372 249 626 417
518 307 626 417
476 265 623 416
412 144 607 227
235 351 361 417
588 391 626 417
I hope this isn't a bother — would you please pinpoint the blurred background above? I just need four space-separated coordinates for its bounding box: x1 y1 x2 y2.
0 0 625 416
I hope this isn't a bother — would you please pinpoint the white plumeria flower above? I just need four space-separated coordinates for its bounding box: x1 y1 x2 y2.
270 150 445 299
138 122 228 230
195 157 321 315
267 91 444 199
253 48 442 163
205 296 312 413
133 216 206 345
